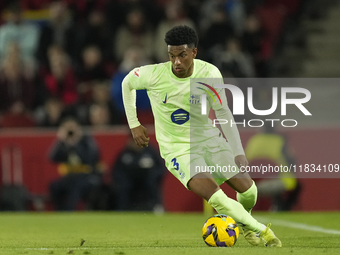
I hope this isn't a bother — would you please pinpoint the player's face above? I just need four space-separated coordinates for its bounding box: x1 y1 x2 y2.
168 44 197 78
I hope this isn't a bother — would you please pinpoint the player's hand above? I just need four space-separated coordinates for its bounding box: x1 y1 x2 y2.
57 127 68 142
235 155 248 170
131 125 150 147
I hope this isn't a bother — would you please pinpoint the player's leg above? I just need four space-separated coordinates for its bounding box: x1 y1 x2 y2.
208 138 282 247
187 172 219 201
226 173 282 247
187 172 265 233
167 151 281 247
167 152 264 233
225 172 257 213
225 172 260 245
207 137 258 214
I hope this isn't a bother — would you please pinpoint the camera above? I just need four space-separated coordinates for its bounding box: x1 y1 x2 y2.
67 130 74 137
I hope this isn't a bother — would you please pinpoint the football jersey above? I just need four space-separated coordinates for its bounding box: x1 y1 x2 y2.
124 59 226 158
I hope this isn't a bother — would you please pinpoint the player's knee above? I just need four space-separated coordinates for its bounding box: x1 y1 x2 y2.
188 174 220 201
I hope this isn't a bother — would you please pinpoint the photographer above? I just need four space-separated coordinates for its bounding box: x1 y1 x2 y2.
48 117 101 210
112 135 165 212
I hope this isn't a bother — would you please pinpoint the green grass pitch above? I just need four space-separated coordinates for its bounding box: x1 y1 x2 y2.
0 212 340 255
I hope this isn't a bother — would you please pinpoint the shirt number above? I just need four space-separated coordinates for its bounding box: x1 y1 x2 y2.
171 158 179 170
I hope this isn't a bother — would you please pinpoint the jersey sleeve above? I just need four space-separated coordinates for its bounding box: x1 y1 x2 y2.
122 64 155 129
207 67 225 111
125 65 154 90
122 75 140 129
214 92 245 156
207 67 245 157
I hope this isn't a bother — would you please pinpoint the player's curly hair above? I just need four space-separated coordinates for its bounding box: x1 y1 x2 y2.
164 25 198 48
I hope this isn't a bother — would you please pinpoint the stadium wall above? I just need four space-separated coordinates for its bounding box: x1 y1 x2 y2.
0 127 338 212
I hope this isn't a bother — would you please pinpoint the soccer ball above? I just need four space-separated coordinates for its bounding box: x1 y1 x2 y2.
202 214 239 247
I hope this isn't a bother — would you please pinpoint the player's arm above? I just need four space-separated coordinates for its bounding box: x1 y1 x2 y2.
213 91 248 168
122 74 149 147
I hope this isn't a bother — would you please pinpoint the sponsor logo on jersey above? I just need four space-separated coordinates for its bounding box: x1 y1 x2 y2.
171 109 189 125
162 93 167 104
133 68 140 77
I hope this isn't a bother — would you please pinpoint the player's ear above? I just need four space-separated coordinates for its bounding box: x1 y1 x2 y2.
192 48 197 58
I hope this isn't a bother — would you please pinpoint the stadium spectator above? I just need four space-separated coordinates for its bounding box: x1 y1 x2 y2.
74 9 114 64
4 41 37 78
154 0 196 62
0 103 36 128
243 0 265 15
103 0 126 37
64 0 107 24
242 14 264 77
0 0 316 129
214 37 255 77
0 45 37 128
87 82 120 126
0 45 36 113
77 45 110 104
199 0 224 33
224 0 246 36
48 117 102 211
242 14 263 58
0 2 40 62
21 0 52 10
112 135 165 212
245 123 302 211
36 1 76 67
200 8 234 62
43 45 78 106
88 103 111 128
111 0 163 30
34 97 65 127
80 45 109 82
114 8 154 61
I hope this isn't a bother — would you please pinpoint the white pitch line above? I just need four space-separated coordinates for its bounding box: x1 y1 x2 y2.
256 217 340 235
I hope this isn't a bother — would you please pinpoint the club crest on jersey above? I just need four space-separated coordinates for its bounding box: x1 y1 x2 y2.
189 94 200 104
133 68 140 77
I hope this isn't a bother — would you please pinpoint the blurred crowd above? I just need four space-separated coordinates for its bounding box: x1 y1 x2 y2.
0 0 322 128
